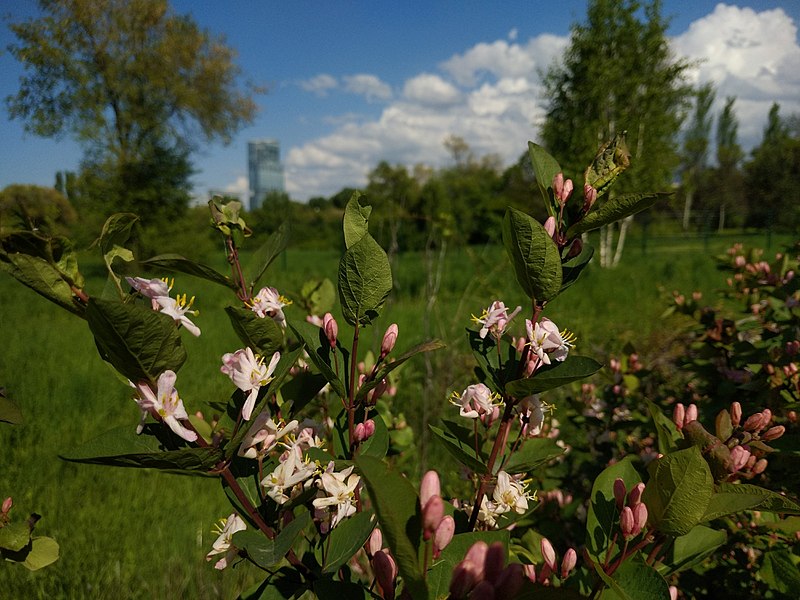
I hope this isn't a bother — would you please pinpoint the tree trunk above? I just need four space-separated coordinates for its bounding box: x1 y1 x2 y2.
682 189 693 231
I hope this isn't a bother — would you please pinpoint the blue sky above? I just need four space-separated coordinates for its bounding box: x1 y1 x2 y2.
1 1 799 204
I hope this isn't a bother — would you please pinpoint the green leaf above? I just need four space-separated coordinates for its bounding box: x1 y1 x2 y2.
0 522 31 552
338 233 392 326
659 525 726 576
356 339 445 403
528 142 562 218
586 455 641 562
505 356 603 397
0 252 83 316
502 207 562 304
323 509 375 574
596 556 670 600
0 394 23 425
60 424 223 473
313 577 369 600
97 213 137 294
583 133 631 198
560 242 594 293
646 400 681 455
702 483 800 521
298 277 336 316
759 549 800 594
139 253 235 289
568 193 670 237
642 446 714 536
343 192 372 249
244 220 290 289
466 329 507 394
355 455 427 599
226 306 284 357
22 536 60 571
288 320 347 400
279 371 328 418
429 423 487 473
503 437 564 474
358 412 390 459
86 297 187 384
233 511 312 570
427 530 509 600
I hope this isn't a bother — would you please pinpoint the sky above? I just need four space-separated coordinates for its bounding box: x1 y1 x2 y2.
0 1 799 205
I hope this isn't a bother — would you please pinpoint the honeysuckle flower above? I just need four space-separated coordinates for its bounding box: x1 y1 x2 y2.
205 513 246 570
131 370 197 442
449 383 502 420
492 471 533 515
155 294 201 336
312 464 361 528
220 348 280 420
518 395 546 437
526 318 574 366
380 323 399 357
238 411 299 458
126 276 171 300
472 301 522 340
262 448 317 505
250 286 291 326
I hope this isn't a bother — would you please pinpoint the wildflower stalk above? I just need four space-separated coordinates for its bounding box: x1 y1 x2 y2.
225 235 250 303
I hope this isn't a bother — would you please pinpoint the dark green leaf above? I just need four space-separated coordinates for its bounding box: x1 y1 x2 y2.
343 192 372 249
298 277 336 316
314 577 369 600
280 371 328 418
759 549 800 594
503 438 564 474
502 207 562 303
0 252 84 316
505 356 603 397
568 193 670 237
659 525 726 576
583 133 631 198
97 213 138 256
586 455 641 562
528 142 562 218
288 320 347 400
560 242 594 293
429 423 487 473
226 306 284 357
233 511 312 570
355 455 427 599
646 400 681 455
596 556 670 600
140 253 235 289
323 509 375 574
245 220 290 289
427 530 509 600
702 483 800 521
338 233 392 326
356 339 445 403
86 297 187 384
22 536 60 571
642 446 713 536
466 328 510 394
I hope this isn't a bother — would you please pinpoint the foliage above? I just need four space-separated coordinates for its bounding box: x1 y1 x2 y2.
0 184 76 236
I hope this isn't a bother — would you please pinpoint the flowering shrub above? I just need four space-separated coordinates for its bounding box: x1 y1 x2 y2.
1 135 799 598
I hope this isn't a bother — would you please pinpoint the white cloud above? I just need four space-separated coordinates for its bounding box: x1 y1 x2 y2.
508 28 518 41
300 73 338 96
343 74 392 102
225 175 248 196
403 73 461 106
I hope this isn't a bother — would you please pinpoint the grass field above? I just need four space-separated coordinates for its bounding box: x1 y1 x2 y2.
0 229 791 598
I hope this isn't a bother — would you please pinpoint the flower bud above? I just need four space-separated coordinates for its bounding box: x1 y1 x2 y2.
484 542 506 584
583 184 598 210
367 527 383 555
523 563 536 582
628 482 645 507
373 550 397 600
380 324 399 358
672 403 685 430
561 179 574 204
544 216 557 239
633 503 648 535
620 506 635 538
730 402 742 428
1 497 11 514
743 412 763 432
363 419 376 440
540 538 557 572
730 445 751 472
322 312 338 348
552 173 564 199
495 563 525 598
422 495 445 540
685 404 698 425
420 470 441 509
560 548 577 579
464 541 489 575
752 458 768 475
354 422 366 443
613 478 627 511
449 561 480 600
761 425 785 442
669 585 679 600
469 581 496 600
433 515 455 557
760 409 772 429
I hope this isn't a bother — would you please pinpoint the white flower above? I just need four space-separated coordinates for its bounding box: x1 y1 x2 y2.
206 513 247 570
526 318 574 366
449 383 501 419
155 294 201 336
250 286 291 326
221 348 280 420
131 370 197 442
472 301 522 340
518 395 546 437
238 412 299 459
312 464 361 529
492 471 533 515
126 276 171 299
262 449 317 505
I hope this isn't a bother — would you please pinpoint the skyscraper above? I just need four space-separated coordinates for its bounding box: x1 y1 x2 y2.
248 139 285 210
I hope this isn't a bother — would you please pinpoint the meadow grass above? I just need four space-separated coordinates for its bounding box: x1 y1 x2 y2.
0 229 790 598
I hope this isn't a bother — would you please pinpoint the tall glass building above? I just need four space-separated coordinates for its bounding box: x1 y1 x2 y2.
248 139 285 210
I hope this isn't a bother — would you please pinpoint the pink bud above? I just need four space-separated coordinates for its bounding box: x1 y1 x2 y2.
730 402 742 428
422 495 445 540
760 409 772 429
761 425 785 442
669 585 678 600
322 312 338 347
420 471 441 509
561 179 574 204
543 216 557 238
633 503 648 535
613 478 627 511
620 506 635 538
523 563 536 582
685 404 698 425
560 548 577 579
495 563 525 598
628 482 645 507
433 515 455 557
484 542 506 584
673 403 685 430
373 550 397 600
450 559 481 599
363 419 376 440
743 413 763 432
367 527 383 555
354 422 366 443
469 581 496 600
552 172 564 198
583 184 598 210
1 497 11 514
380 324 399 358
752 458 768 475
464 541 489 576
730 445 751 471
540 538 557 572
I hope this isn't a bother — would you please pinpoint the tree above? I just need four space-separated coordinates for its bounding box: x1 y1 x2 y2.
714 97 744 231
6 0 257 222
680 84 715 230
541 0 692 265
0 184 76 235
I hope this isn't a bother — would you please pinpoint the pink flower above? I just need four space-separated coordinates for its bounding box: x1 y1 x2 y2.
206 513 246 570
450 383 501 420
250 286 290 326
221 348 280 420
126 276 170 299
472 301 522 340
155 294 201 336
131 370 197 442
526 318 573 366
381 323 399 357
